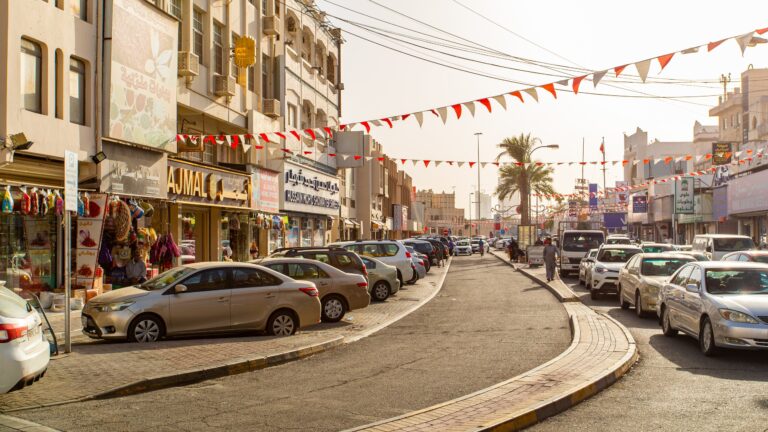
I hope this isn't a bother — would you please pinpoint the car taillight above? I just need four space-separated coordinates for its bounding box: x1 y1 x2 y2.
357 282 368 288
299 287 319 297
362 265 368 276
405 251 412 258
419 260 425 267
0 323 28 343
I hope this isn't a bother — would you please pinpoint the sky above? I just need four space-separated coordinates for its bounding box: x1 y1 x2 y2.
315 0 768 217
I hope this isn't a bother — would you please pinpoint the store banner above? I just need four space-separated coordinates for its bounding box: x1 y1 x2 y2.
588 183 598 210
281 162 340 216
104 0 178 151
252 168 280 213
632 194 648 213
75 194 107 291
603 212 627 230
568 200 577 217
167 160 251 208
22 217 55 290
712 142 733 166
100 141 167 199
674 177 695 214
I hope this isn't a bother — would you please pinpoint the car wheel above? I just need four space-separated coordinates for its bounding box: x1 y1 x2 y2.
635 291 646 318
699 317 719 357
661 306 677 337
396 270 404 288
321 295 346 323
579 273 585 286
128 315 164 343
267 310 297 336
619 286 630 309
372 281 391 301
424 262 431 273
407 271 419 285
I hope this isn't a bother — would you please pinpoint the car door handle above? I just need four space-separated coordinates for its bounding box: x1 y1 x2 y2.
265 293 275 299
320 282 329 286
217 297 229 302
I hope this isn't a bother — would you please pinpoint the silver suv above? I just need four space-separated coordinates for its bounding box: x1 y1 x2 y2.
329 240 415 286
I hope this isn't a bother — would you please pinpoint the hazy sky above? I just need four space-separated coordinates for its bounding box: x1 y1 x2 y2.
316 0 768 217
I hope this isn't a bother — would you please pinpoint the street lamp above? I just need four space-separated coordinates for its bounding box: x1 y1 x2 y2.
474 132 482 237
527 144 560 228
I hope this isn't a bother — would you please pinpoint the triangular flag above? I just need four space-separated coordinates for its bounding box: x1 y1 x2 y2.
509 90 524 103
736 33 753 55
203 135 216 145
323 127 333 137
400 159 407 164
353 155 362 161
259 133 270 143
492 95 507 110
289 130 301 141
436 106 449 124
635 59 651 82
304 129 316 140
376 157 385 162
435 161 443 167
230 135 241 149
523 87 538 102
573 75 586 94
381 118 393 128
401 114 411 121
556 79 569 87
423 160 431 167
757 27 768 35
414 112 424 127
346 123 356 131
430 109 439 117
457 162 465 168
614 64 628 77
451 104 462 119
708 39 727 52
477 98 492 112
592 70 608 87
480 162 487 168
463 102 476 117
275 132 287 140
541 83 557 99
468 162 476 168
360 121 371 133
303 151 313 155
370 120 382 127
657 53 675 71
681 46 700 54
411 160 419 166
241 143 251 153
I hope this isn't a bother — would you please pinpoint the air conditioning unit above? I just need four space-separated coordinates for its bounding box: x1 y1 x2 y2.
263 99 281 118
262 15 280 36
337 82 345 90
178 51 199 77
213 74 236 97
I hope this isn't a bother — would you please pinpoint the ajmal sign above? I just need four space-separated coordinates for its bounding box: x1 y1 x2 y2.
233 36 256 87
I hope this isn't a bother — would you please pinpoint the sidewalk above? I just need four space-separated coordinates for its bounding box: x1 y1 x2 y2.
0 262 450 413
345 254 638 432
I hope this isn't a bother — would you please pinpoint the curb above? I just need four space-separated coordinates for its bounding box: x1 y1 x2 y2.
490 251 580 302
0 414 61 432
3 259 453 413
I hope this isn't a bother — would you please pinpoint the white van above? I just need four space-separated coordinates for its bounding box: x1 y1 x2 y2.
559 230 605 277
692 234 755 260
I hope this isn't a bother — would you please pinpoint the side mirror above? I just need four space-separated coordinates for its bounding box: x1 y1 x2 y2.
174 284 188 294
685 283 699 293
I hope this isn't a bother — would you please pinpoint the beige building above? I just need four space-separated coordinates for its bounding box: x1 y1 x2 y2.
415 189 466 236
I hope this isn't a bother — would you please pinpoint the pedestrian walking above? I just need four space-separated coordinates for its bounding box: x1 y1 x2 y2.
543 237 559 282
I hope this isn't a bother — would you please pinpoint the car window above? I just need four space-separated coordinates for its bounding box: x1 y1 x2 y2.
722 254 737 261
641 258 692 276
181 269 228 292
686 267 703 290
231 268 281 288
0 287 32 318
738 254 750 262
383 244 399 257
361 257 376 269
714 237 755 252
265 264 285 274
562 233 604 252
336 254 356 270
624 255 639 269
705 269 768 294
288 263 322 280
311 253 332 264
597 248 640 263
753 255 768 264
361 244 383 257
670 266 693 286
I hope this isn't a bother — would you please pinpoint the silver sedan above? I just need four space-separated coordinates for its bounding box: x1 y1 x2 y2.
658 261 768 356
618 253 695 317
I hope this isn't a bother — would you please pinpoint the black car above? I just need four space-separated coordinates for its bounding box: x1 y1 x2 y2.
402 240 435 271
422 238 447 262
268 247 367 280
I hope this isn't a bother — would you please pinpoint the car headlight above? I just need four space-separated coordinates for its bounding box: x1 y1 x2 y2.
719 309 759 324
96 301 135 312
595 266 608 274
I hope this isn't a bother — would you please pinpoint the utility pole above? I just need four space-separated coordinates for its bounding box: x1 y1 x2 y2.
580 138 585 216
720 73 732 100
475 132 482 236
601 137 607 215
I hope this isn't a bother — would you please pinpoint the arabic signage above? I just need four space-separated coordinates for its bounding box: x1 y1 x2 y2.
281 162 340 216
568 200 577 217
603 212 627 230
588 183 598 210
64 150 78 212
252 168 280 213
105 0 177 151
167 160 251 207
632 194 648 213
100 141 167 198
712 142 733 166
675 177 695 214
75 194 107 291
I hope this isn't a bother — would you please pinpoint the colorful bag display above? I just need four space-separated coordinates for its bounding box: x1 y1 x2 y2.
2 186 14 214
19 187 31 215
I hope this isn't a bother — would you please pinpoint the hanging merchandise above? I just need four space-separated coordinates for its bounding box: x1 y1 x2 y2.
255 213 264 225
29 188 39 215
83 193 91 217
128 199 144 220
46 190 55 215
77 193 85 216
54 191 64 216
2 186 14 214
19 186 31 215
139 200 154 218
230 216 240 231
39 190 48 216
112 199 132 242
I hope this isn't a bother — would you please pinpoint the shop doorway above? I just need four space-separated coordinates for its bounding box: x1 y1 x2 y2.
180 206 208 264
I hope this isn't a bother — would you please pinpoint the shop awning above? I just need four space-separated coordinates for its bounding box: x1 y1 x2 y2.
343 218 360 228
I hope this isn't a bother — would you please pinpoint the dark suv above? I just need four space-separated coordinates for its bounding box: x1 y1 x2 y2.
267 247 367 280
402 239 436 270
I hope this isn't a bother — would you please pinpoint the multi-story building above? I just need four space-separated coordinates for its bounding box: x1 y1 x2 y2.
477 192 492 220
415 189 465 236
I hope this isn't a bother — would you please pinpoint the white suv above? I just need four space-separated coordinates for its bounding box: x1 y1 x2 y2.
587 245 642 300
1 287 50 393
329 240 415 286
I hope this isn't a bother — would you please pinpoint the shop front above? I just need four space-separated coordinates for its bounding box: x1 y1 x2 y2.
280 162 340 247
727 169 768 244
251 167 284 255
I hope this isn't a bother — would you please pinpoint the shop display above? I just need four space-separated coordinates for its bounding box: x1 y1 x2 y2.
76 194 108 292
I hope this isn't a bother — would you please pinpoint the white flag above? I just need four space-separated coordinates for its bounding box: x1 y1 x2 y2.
492 95 507 110
635 59 652 82
523 88 538 102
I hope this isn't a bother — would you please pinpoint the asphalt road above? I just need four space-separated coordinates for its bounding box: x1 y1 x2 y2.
531 276 768 432
15 254 570 432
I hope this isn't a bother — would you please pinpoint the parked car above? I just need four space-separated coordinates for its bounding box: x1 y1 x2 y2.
329 240 415 287
722 250 768 263
359 256 400 301
402 239 436 270
658 261 768 356
454 239 472 256
606 235 632 245
406 247 427 281
578 248 599 286
494 237 511 249
692 234 756 260
82 262 322 342
672 251 709 261
269 247 367 280
673 245 693 251
618 253 695 317
587 245 643 299
1 286 49 393
261 258 370 323
640 243 676 253
418 238 447 263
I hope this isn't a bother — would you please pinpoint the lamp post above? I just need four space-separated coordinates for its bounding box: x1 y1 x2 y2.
469 192 473 237
527 144 560 227
474 132 482 237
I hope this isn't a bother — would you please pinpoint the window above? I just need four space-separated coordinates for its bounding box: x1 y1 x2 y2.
169 0 182 51
72 0 87 21
308 253 331 264
670 266 693 286
21 38 43 114
350 199 356 209
69 57 86 125
361 257 376 269
287 263 326 280
213 22 224 75
231 33 239 78
261 54 270 98
686 268 702 290
192 9 204 62
261 0 267 14
361 244 382 257
287 104 297 128
181 269 227 292
336 254 357 271
232 268 280 288
326 54 336 83
247 65 255 92
383 244 399 257
54 49 63 119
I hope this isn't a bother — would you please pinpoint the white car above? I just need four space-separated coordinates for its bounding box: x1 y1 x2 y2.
454 240 472 256
578 248 599 285
587 245 643 300
330 240 415 287
1 287 50 393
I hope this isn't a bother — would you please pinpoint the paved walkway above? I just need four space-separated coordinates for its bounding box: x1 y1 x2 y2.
0 263 450 413
347 258 638 432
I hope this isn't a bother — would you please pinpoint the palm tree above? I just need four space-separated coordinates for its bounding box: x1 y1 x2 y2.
495 133 557 226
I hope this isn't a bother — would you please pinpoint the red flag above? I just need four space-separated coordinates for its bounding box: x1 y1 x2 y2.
360 121 370 133
304 129 316 140
509 91 524 103
328 153 336 157
599 142 605 154
708 39 726 52
400 159 407 165
572 75 586 95
289 130 301 141
758 27 768 35
230 135 240 149
541 83 557 99
353 155 362 160
401 114 411 121
303 151 313 155
423 160 431 167
469 162 476 168
614 64 628 77
275 132 287 140
451 104 462 119
377 157 385 162
381 118 393 128
203 135 217 145
339 124 347 131
657 53 675 70
477 98 492 112
323 127 333 137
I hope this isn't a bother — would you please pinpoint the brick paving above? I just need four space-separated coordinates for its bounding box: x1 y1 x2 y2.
347 266 637 432
0 264 449 412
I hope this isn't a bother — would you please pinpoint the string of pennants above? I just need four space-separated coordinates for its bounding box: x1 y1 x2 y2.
175 25 767 145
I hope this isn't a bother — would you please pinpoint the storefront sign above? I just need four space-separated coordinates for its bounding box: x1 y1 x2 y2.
281 163 340 216
728 168 768 215
712 142 733 166
100 141 167 199
674 177 695 214
632 194 648 213
105 0 178 151
167 160 251 207
603 213 627 230
64 150 78 212
713 186 728 221
252 168 280 213
76 194 107 291
588 183 598 210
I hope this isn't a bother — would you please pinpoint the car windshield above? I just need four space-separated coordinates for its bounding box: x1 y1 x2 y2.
606 238 631 245
597 249 640 263
457 241 470 246
705 269 768 294
563 233 603 252
641 258 692 276
140 267 197 291
642 245 674 253
714 237 755 252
